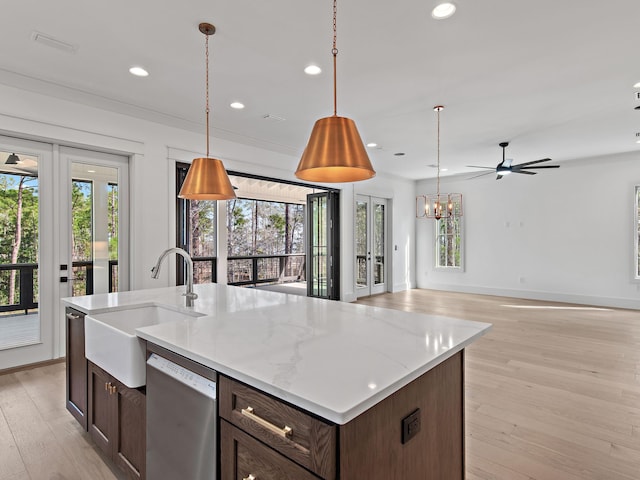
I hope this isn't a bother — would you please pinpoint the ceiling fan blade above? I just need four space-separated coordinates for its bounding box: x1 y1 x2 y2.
512 170 536 175
467 171 495 180
513 158 552 167
496 174 503 180
519 165 560 169
466 165 496 170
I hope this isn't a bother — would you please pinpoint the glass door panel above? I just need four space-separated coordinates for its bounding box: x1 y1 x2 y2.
60 148 128 303
355 195 387 298
69 162 119 296
355 199 369 291
306 191 339 299
0 137 54 369
308 193 327 297
0 151 40 350
373 200 385 287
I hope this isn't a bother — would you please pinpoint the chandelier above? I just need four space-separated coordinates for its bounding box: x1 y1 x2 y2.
416 106 462 219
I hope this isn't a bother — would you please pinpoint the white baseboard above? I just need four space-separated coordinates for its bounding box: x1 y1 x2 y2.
419 283 640 310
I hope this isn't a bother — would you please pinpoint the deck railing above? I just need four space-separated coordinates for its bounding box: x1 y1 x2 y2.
227 253 305 287
0 260 119 315
1 254 303 315
0 263 38 314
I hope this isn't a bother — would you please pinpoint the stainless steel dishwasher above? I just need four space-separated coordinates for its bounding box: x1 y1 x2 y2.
146 347 217 480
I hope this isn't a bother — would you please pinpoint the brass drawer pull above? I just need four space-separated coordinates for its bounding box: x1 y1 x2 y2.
241 406 293 438
243 475 256 480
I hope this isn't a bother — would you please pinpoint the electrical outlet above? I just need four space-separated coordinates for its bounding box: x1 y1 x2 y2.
401 408 421 444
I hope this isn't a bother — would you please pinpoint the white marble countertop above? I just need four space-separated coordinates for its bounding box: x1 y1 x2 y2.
63 283 491 424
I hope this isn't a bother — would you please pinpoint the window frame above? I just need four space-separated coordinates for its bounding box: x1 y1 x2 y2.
434 210 463 270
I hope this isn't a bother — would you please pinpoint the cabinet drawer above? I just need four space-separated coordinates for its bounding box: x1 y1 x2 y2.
219 376 336 479
221 420 320 480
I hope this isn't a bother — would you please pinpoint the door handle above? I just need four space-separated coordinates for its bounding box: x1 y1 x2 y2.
60 276 77 283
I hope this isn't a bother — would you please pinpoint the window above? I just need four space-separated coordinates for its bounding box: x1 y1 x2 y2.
226 197 305 285
435 211 462 269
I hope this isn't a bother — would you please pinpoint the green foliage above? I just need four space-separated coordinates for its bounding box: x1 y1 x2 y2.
0 174 38 264
72 181 92 261
226 199 304 256
0 174 39 306
108 183 118 260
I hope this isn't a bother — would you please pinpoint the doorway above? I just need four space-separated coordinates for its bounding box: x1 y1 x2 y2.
355 195 388 298
0 137 129 370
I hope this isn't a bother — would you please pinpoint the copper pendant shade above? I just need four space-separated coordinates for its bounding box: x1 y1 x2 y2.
178 22 236 200
295 0 375 183
295 115 374 182
178 157 236 200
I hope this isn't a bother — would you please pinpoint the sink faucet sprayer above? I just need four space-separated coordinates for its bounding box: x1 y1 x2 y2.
151 247 198 307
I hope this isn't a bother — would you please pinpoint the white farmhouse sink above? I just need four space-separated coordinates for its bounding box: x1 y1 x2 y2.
85 305 205 388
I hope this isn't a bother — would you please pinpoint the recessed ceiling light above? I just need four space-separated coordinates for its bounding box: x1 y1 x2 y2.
230 102 245 109
87 169 96 173
440 168 448 172
634 82 640 88
432 2 456 19
366 143 377 148
304 65 322 75
129 66 149 77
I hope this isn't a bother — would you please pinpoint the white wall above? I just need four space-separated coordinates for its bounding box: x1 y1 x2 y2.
416 151 640 309
0 83 415 303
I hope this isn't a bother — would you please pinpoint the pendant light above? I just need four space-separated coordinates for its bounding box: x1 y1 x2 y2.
416 105 463 219
295 0 375 183
178 23 236 200
5 153 19 165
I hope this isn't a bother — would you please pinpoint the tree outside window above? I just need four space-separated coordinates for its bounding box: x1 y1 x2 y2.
435 212 462 269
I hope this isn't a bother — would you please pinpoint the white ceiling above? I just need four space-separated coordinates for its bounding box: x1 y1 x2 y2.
2 0 639 180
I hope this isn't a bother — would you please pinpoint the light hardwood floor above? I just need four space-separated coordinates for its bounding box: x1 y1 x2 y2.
0 362 125 480
1 289 638 479
356 290 640 480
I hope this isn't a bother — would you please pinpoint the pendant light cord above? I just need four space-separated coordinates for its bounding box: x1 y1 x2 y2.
205 31 211 158
436 107 441 197
332 0 338 116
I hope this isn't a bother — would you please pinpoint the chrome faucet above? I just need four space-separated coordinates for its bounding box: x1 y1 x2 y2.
151 247 198 307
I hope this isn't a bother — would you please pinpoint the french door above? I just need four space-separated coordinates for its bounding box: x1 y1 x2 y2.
306 191 340 300
355 195 387 298
0 137 129 370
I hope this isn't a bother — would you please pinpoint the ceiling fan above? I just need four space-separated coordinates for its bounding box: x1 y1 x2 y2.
468 142 559 180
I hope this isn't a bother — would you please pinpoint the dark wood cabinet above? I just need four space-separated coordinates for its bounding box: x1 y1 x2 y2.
338 350 464 479
219 376 336 479
221 420 321 480
88 361 146 480
65 307 87 430
219 351 465 480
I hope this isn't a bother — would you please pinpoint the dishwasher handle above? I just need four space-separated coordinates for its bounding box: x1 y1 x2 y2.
147 353 216 399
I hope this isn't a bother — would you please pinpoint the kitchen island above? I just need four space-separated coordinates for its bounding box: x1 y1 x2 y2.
64 283 491 479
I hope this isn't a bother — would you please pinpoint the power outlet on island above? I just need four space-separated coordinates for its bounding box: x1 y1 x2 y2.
401 408 421 444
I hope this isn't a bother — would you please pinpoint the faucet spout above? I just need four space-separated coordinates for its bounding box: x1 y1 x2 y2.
151 247 198 307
